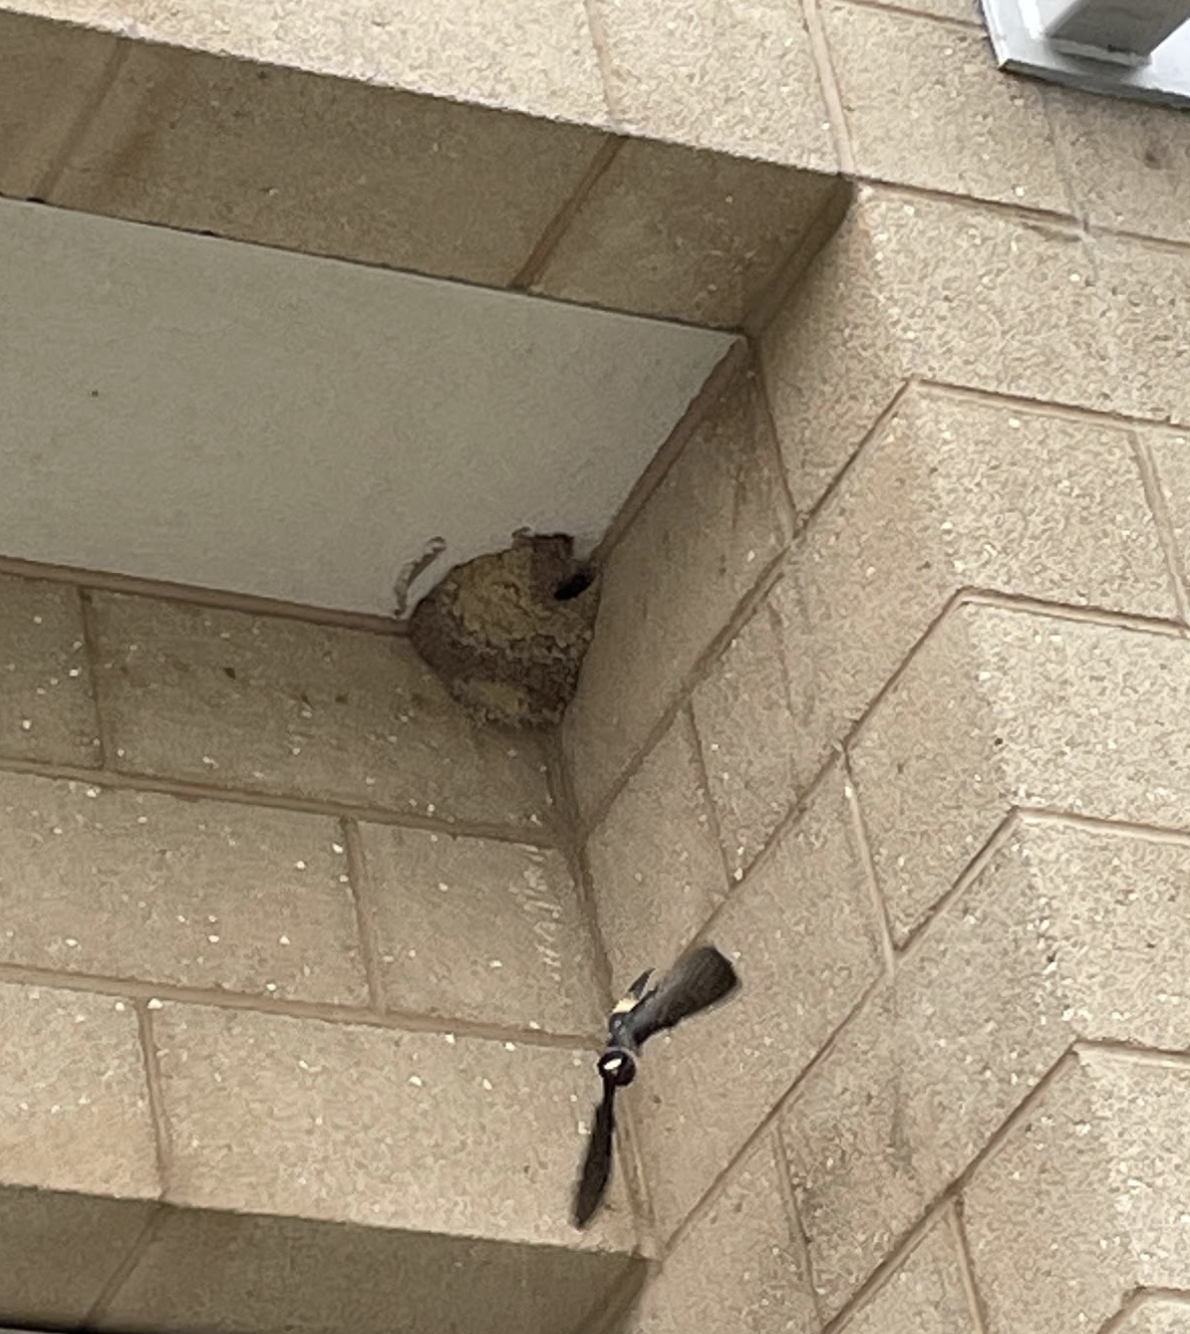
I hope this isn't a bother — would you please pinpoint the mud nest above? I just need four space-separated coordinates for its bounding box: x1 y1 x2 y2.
407 530 600 730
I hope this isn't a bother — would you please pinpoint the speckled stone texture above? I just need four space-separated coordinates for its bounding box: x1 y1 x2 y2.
408 531 600 731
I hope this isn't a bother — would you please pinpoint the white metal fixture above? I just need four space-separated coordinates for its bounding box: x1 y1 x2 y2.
979 0 1190 104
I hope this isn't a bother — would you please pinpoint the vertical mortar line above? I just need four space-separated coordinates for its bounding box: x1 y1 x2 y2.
774 1112 828 1329
84 1204 167 1325
682 701 737 899
545 735 661 1256
341 815 387 1014
578 0 621 124
946 1196 995 1334
509 137 624 291
28 38 130 202
799 0 857 176
840 747 897 976
77 585 114 771
134 1000 174 1197
1035 85 1085 225
1129 428 1190 624
752 347 805 537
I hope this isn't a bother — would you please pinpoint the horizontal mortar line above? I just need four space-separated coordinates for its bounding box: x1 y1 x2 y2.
0 551 405 637
1019 806 1190 846
833 0 985 29
576 544 789 844
958 587 1190 637
893 808 1024 963
0 755 559 846
1073 1038 1190 1069
818 1197 958 1334
1085 218 1190 257
0 962 602 1050
657 969 887 1263
914 375 1184 432
589 340 751 572
853 175 1085 231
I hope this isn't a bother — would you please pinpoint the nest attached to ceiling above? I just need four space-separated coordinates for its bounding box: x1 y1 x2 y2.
407 529 600 730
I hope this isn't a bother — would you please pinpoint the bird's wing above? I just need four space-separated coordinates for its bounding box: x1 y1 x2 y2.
572 1076 618 1229
625 945 739 1046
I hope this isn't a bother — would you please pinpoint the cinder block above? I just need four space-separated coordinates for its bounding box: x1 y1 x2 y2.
964 1049 1190 1333
90 592 553 831
563 366 793 824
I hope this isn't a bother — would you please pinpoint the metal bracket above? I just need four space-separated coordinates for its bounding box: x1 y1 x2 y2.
979 0 1190 105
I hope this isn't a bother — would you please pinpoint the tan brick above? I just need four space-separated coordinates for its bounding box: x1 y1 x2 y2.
533 142 840 328
18 0 607 127
563 366 794 823
964 1049 1190 1333
783 817 1190 1317
0 573 100 767
100 1205 637 1334
47 42 610 287
585 711 725 990
0 9 117 199
151 1002 636 1251
691 591 801 882
590 0 834 170
358 824 602 1035
0 1186 154 1326
0 772 366 1005
834 1210 978 1334
631 767 882 1240
851 602 1190 943
624 1131 818 1334
91 593 552 830
0 981 159 1200
823 5 1069 211
1119 1299 1190 1334
774 387 1176 789
760 189 1112 513
1097 232 1190 426
1045 85 1190 246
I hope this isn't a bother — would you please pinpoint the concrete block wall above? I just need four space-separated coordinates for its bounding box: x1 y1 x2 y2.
0 569 641 1332
562 40 1190 1328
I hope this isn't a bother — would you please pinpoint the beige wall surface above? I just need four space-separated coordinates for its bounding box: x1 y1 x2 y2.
3 1 1190 1333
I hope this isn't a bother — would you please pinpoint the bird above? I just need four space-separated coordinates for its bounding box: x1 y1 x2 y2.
572 944 740 1229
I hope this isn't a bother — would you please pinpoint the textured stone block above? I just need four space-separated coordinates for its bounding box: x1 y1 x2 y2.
98 1205 637 1334
851 602 1190 942
0 981 159 1200
823 4 1068 210
775 387 1176 790
0 573 100 767
783 817 1190 1317
760 189 1112 513
0 1185 154 1326
585 711 725 989
151 1002 636 1251
358 823 602 1035
1099 231 1190 426
14 0 607 127
533 142 841 327
91 593 552 831
591 0 834 169
691 590 801 881
0 8 117 199
630 768 882 1240
1119 1300 1190 1334
0 771 366 1005
563 365 793 824
1045 85 1190 246
964 1049 1190 1334
833 1210 978 1334
1146 428 1190 595
624 1131 817 1334
46 41 610 286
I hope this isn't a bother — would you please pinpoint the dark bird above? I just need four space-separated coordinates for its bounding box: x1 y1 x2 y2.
572 944 740 1229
